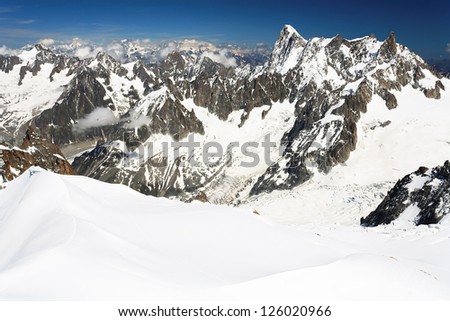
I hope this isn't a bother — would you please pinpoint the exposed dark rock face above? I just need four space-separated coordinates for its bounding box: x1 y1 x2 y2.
0 127 75 184
250 79 373 196
361 161 450 226
159 51 186 79
133 61 156 92
377 88 398 109
147 97 204 140
94 51 129 78
0 55 21 73
423 80 444 99
378 32 397 62
32 68 115 145
268 24 306 73
331 80 372 160
49 55 81 81
251 161 312 196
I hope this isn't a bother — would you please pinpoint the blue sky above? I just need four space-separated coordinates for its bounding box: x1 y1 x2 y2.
0 0 449 58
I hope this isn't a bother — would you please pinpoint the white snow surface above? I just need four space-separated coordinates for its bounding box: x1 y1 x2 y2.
0 168 450 300
406 175 431 193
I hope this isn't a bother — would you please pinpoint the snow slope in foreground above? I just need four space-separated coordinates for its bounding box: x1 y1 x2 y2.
0 168 450 300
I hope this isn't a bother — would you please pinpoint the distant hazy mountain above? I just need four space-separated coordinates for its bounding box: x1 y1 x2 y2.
427 58 450 77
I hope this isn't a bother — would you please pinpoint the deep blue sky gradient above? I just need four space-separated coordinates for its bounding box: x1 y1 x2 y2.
0 0 448 58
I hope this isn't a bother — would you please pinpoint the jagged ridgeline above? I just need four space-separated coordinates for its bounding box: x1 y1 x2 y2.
0 25 446 201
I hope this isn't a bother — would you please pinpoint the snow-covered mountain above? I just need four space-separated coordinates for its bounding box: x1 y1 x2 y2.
5 37 270 66
0 25 449 220
1 167 449 299
1 24 450 300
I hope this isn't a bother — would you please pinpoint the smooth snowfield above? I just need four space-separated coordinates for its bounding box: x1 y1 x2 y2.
0 168 449 300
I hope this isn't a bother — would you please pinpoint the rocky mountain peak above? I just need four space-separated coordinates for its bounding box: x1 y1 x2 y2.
280 24 306 44
378 31 397 61
93 51 128 76
268 24 307 73
159 51 186 77
33 43 47 52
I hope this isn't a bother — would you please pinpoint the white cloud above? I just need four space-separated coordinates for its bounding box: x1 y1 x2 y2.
38 38 55 46
17 19 36 24
70 37 89 48
73 108 119 132
201 49 237 67
0 45 20 56
74 46 92 59
74 45 103 59
159 42 177 59
105 41 125 61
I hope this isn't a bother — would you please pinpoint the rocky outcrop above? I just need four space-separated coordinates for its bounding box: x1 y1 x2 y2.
377 88 398 109
378 32 397 62
0 127 75 184
423 80 444 99
361 161 450 226
0 55 21 73
147 97 204 140
192 191 208 203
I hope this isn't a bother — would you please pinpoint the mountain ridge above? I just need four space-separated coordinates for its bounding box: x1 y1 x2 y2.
0 25 448 207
